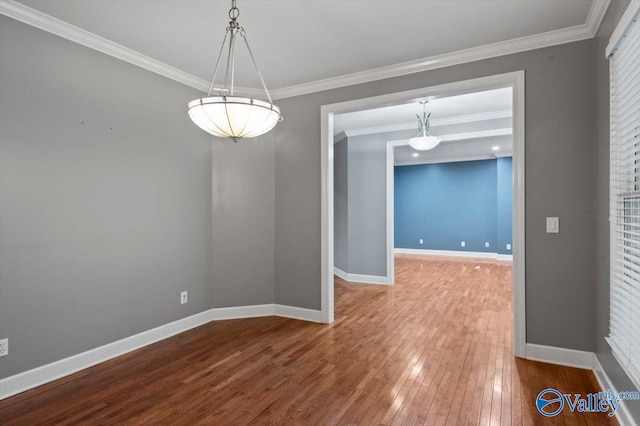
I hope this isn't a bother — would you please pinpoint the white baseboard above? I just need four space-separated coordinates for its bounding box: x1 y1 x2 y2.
593 355 638 426
0 308 213 400
496 254 514 261
209 304 274 320
274 304 323 323
333 267 348 281
334 267 389 285
525 343 594 370
0 303 322 400
394 248 513 261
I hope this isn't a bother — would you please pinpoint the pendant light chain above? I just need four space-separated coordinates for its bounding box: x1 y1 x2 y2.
187 0 282 141
239 30 274 104
207 30 229 96
204 0 274 104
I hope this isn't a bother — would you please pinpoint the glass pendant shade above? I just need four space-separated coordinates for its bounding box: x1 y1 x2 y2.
188 97 282 140
188 0 281 141
408 135 441 151
408 100 440 151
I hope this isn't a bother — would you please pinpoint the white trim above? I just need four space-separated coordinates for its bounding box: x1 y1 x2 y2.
346 126 512 143
589 0 613 36
494 152 514 158
342 109 512 138
333 268 389 285
0 0 609 100
320 107 335 324
440 128 512 142
334 132 348 144
0 0 262 98
496 254 514 262
333 267 348 281
606 0 640 57
512 71 526 359
0 304 322 400
274 304 323 323
0 308 214 399
395 154 509 166
431 109 513 128
208 304 274 320
525 343 594 370
394 248 512 261
323 71 526 357
273 0 609 99
593 355 639 426
386 141 404 286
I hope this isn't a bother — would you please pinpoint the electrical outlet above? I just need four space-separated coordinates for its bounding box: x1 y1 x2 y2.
485 242 490 248
419 239 423 245
0 338 8 357
461 241 466 247
507 243 511 250
180 291 188 305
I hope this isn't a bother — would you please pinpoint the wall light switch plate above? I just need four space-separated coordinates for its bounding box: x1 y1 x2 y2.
461 241 466 247
0 338 7 357
546 217 559 233
180 291 188 304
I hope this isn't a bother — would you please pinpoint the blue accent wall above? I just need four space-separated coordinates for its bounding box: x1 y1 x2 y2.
394 158 512 253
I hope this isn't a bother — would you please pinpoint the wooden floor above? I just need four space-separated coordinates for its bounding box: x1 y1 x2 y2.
0 255 614 425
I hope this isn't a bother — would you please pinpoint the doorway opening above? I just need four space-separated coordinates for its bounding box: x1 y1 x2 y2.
321 72 526 357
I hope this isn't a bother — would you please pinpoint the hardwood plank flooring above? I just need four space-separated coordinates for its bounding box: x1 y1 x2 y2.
0 255 616 425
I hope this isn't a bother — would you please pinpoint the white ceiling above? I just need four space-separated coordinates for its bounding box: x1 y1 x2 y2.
334 87 513 135
335 87 513 165
16 0 596 91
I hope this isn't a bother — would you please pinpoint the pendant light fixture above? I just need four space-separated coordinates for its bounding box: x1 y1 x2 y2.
187 0 282 141
408 101 441 151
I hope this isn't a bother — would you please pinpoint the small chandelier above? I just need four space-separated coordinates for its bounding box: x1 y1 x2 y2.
408 101 441 151
188 0 282 141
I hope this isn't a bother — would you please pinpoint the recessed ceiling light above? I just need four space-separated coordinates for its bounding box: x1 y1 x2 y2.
412 153 420 157
492 146 500 151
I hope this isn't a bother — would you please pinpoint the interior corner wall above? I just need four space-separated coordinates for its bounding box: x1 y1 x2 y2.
594 0 640 421
274 38 598 353
346 129 415 277
0 16 216 378
211 132 275 308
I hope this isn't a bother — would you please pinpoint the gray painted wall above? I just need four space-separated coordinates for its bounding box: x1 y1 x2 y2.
594 0 640 421
0 15 276 379
274 39 598 352
211 135 275 308
346 129 415 277
334 137 349 272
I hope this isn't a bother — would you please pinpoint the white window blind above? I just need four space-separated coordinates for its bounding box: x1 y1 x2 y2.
609 4 640 390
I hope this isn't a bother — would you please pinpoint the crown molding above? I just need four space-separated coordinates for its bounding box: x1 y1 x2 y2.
341 109 512 138
494 152 513 158
344 123 512 142
396 151 513 166
0 0 264 98
605 0 640 57
587 0 612 37
270 0 610 99
440 128 512 142
396 154 495 166
1 0 610 100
